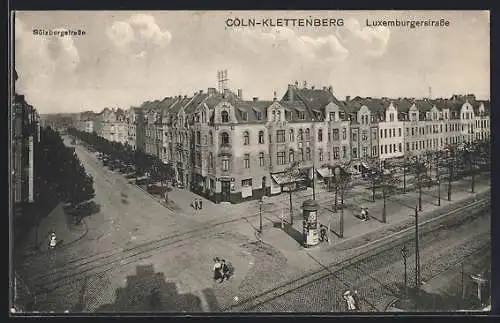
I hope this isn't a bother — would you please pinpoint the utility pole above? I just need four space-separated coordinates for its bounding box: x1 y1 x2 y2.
415 205 420 295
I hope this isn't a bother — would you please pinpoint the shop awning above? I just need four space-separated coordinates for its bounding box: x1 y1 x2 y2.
316 167 332 178
271 172 305 185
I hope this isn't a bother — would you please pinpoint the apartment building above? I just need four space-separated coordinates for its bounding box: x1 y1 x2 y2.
89 80 489 204
76 111 96 133
11 92 40 209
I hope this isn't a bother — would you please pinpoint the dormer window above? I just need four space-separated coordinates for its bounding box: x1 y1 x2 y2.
241 112 248 122
277 111 281 122
389 113 394 122
272 110 276 122
221 110 230 123
297 111 305 120
256 111 262 121
329 112 335 121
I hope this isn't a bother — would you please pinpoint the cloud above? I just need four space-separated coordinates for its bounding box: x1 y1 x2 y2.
337 18 391 57
231 27 349 62
106 14 172 55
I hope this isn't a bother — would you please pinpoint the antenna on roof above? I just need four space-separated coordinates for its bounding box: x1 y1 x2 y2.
217 70 229 93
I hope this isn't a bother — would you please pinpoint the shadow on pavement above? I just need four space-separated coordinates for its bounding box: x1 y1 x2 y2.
63 200 101 226
94 264 207 312
273 222 303 245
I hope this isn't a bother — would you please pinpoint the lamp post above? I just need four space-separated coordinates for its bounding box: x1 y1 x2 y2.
415 205 421 295
437 178 441 206
401 244 408 294
259 197 263 234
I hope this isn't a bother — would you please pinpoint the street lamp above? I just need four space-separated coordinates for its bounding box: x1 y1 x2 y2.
401 244 408 294
259 197 263 234
437 178 441 206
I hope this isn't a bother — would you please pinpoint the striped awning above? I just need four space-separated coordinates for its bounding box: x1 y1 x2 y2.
316 167 332 178
271 172 305 185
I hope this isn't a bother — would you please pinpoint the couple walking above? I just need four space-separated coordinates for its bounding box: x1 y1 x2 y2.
193 198 203 210
343 290 361 312
213 257 231 283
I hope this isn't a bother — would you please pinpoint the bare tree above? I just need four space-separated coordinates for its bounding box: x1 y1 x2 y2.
445 144 459 201
379 169 400 223
362 157 381 202
282 161 302 225
410 154 432 211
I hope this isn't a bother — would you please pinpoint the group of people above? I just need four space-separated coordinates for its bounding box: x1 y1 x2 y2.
360 207 370 221
213 257 232 283
343 290 361 312
192 199 203 210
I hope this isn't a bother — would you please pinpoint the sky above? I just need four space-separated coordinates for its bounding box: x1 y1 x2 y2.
14 10 490 114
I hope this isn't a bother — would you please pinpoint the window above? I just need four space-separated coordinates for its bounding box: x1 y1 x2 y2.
277 111 281 121
398 128 402 137
221 111 230 123
305 128 310 140
329 112 335 121
298 129 304 141
242 179 252 187
389 145 393 153
406 142 410 152
258 131 265 144
380 129 383 138
398 143 402 152
380 145 383 154
306 148 311 160
241 112 248 121
328 131 331 142
385 145 388 154
328 152 331 161
243 131 250 145
276 130 285 143
289 149 294 162
389 113 394 122
256 112 262 121
411 128 415 136
342 128 347 140
289 129 294 142
319 149 324 161
220 132 230 146
244 154 250 168
384 129 387 138
210 179 215 189
222 159 229 171
272 110 276 122
372 146 378 157
298 148 304 161
333 129 340 140
362 147 367 157
259 152 265 166
298 111 305 120
209 153 214 168
196 131 201 145
440 124 443 133
392 129 396 137
318 129 323 142
372 129 378 139
362 130 368 141
352 147 358 158
342 146 347 158
352 131 358 141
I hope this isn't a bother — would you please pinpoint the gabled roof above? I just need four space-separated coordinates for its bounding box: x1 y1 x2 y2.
282 86 345 121
184 92 209 114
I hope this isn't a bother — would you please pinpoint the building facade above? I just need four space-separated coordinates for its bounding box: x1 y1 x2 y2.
89 83 490 204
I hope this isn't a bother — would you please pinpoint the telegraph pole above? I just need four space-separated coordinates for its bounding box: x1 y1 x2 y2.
415 205 421 294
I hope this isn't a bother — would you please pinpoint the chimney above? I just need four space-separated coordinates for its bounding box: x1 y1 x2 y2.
294 80 299 87
199 89 203 94
328 86 333 93
303 81 307 88
273 91 277 101
223 88 230 98
288 84 295 102
346 95 350 102
207 88 217 95
311 86 315 90
184 95 187 99
253 97 259 102
323 86 327 91
237 89 243 99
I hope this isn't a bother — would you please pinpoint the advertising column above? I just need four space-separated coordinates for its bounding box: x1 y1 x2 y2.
302 199 319 247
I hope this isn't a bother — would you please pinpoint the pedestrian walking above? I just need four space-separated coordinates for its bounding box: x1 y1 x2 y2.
194 199 198 210
221 259 230 281
343 290 356 312
319 225 328 243
352 290 360 312
213 257 222 283
199 199 203 210
360 208 366 221
364 208 370 221
48 232 57 249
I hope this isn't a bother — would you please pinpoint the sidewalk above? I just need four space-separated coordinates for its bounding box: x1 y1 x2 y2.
14 202 88 260
255 177 490 265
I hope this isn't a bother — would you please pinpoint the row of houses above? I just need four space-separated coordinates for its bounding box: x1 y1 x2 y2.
11 70 41 213
76 83 490 204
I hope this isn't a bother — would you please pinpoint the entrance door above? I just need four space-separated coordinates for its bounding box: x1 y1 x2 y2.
221 181 231 202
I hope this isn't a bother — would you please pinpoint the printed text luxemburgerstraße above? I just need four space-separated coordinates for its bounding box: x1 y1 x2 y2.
365 18 451 28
